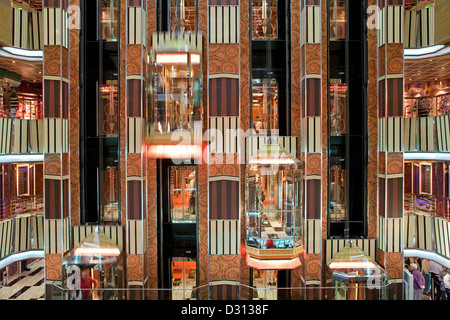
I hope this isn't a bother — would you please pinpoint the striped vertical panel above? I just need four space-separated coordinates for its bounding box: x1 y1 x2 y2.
29 119 44 153
127 7 147 45
244 136 297 162
378 7 386 47
386 5 404 44
0 219 13 259
127 78 142 117
305 78 321 116
209 78 239 116
45 219 62 254
44 179 61 219
436 115 450 152
12 8 29 48
403 117 418 151
0 118 12 154
387 78 403 116
44 79 61 118
416 214 433 251
209 220 239 255
151 32 203 52
13 119 29 154
434 218 450 259
44 118 69 153
386 117 403 152
29 11 43 50
386 177 403 218
208 6 239 44
13 216 30 252
306 117 321 153
385 217 403 252
127 117 143 154
325 239 376 263
419 6 435 47
305 219 321 254
418 117 435 152
210 283 239 300
73 225 124 250
127 219 143 254
62 216 70 253
210 0 239 4
209 179 239 220
306 179 321 219
208 117 239 153
404 214 416 249
301 5 320 44
404 9 417 49
44 7 69 47
127 180 142 220
378 215 386 252
30 215 44 250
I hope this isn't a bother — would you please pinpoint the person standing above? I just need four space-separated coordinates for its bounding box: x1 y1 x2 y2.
429 260 443 300
443 269 450 301
410 263 425 300
422 259 431 295
3 82 19 118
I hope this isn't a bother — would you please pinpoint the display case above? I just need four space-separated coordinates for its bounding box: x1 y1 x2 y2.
326 241 388 300
62 228 124 300
146 32 203 148
245 141 304 263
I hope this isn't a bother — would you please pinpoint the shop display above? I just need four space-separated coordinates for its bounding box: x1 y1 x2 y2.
252 0 278 39
245 141 303 257
326 241 388 300
146 33 203 146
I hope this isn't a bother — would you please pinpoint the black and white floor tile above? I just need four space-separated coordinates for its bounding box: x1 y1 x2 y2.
0 259 44 300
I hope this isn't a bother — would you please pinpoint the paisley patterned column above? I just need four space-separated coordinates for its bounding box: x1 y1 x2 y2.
43 0 71 296
377 0 405 300
146 0 157 299
239 0 251 297
69 0 80 232
300 0 324 296
124 0 148 298
290 0 303 292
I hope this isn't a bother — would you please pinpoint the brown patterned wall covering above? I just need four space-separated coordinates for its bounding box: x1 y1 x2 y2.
209 255 240 281
291 0 301 159
147 158 157 291
239 0 250 289
367 0 378 239
209 44 240 74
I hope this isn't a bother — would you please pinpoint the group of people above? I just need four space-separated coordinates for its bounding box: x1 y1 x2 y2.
405 257 450 300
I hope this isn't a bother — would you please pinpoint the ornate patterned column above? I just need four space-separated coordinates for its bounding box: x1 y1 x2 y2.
290 0 303 293
123 0 148 299
377 0 405 300
43 0 71 297
207 0 241 300
300 0 324 298
146 0 157 299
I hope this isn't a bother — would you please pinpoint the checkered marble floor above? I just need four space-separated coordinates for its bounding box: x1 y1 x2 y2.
0 259 44 300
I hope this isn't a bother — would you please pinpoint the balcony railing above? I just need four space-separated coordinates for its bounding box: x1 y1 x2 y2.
404 193 450 221
0 195 44 221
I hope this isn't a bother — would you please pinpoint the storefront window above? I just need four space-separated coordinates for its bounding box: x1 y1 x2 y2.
246 142 303 250
170 0 198 33
17 165 29 196
329 0 346 40
252 79 278 134
252 0 278 40
252 269 277 300
170 165 197 223
100 83 119 137
148 34 203 141
101 0 119 41
171 257 197 300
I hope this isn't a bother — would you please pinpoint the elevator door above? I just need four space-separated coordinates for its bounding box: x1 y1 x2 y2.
171 257 197 300
158 160 198 295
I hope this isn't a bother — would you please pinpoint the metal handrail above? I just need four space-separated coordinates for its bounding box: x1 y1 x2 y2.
0 195 44 220
404 193 450 221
